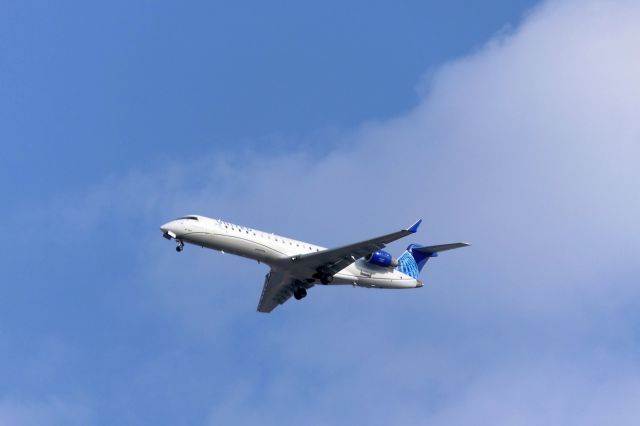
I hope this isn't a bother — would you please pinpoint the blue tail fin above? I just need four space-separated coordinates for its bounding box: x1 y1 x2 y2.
395 244 434 279
395 242 470 279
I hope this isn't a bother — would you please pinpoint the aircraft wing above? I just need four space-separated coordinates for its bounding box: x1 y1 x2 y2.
257 270 294 313
289 219 422 278
257 269 314 313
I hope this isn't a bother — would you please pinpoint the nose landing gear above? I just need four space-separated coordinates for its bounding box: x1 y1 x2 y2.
176 240 184 252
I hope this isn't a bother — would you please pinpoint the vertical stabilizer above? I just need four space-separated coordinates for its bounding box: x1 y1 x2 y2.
395 244 433 279
395 242 470 279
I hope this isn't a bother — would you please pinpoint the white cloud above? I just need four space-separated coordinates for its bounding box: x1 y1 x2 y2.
197 0 640 423
128 0 640 317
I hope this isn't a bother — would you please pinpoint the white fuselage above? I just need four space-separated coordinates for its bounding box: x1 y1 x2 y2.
160 215 421 289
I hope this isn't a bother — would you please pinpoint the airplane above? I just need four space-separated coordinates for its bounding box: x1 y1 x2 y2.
160 215 469 313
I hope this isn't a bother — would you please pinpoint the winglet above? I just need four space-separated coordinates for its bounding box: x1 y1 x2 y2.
407 219 422 234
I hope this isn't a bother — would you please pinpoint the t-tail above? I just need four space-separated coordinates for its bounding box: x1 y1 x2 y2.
395 242 470 279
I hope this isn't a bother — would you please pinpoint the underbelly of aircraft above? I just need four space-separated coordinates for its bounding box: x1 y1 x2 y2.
332 273 418 289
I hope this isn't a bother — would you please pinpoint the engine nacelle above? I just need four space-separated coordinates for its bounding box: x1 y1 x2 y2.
365 250 398 268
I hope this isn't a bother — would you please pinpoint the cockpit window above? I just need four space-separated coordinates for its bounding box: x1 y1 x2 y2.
177 216 199 221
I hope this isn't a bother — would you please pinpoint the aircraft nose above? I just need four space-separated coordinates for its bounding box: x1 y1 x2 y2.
160 221 178 239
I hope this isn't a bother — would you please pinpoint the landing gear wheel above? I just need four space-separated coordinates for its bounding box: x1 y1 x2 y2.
320 275 333 285
293 287 307 300
176 241 184 252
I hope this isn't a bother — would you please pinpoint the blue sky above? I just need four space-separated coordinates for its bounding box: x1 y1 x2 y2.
2 0 640 425
1 0 534 203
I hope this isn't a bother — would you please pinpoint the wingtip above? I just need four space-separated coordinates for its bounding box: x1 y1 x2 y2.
407 219 422 233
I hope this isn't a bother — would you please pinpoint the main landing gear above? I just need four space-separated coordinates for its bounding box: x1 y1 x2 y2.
312 272 334 285
320 275 333 285
293 287 307 300
175 240 184 252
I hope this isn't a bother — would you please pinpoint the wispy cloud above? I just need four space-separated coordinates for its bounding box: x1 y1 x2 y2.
0 397 91 426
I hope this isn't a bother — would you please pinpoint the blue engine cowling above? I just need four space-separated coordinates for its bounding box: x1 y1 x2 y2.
365 250 398 267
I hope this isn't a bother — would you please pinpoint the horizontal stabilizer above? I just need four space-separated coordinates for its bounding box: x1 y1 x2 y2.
413 242 470 255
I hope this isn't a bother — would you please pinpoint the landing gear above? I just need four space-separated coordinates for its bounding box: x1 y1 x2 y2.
176 240 184 252
313 272 334 285
320 275 333 285
293 287 307 300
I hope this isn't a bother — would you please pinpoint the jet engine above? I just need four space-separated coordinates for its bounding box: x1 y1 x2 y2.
365 250 398 267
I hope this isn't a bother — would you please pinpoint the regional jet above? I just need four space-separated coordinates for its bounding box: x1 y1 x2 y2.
160 216 469 313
